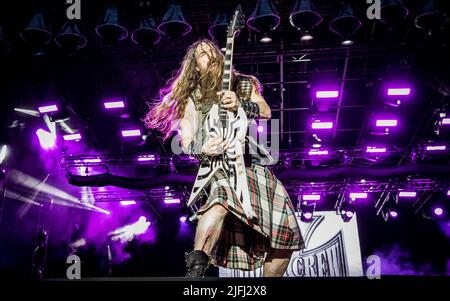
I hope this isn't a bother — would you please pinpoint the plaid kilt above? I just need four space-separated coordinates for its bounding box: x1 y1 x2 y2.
190 164 305 271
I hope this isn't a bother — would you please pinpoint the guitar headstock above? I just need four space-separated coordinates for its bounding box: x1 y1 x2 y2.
227 4 245 38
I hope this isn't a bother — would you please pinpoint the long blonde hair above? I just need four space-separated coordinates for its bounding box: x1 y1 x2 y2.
144 39 225 140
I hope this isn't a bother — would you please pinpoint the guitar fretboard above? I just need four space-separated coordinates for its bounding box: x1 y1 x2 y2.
220 36 235 123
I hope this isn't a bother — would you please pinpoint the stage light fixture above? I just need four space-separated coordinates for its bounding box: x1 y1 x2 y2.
247 0 280 43
208 13 230 50
290 0 322 42
158 4 192 42
55 21 87 52
132 15 161 49
329 2 361 46
96 5 128 46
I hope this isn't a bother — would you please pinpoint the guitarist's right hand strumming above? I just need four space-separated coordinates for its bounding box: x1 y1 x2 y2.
201 137 229 157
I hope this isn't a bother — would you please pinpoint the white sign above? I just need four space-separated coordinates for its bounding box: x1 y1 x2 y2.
219 211 363 277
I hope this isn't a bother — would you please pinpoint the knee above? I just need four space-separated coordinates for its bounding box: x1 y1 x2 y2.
208 204 228 219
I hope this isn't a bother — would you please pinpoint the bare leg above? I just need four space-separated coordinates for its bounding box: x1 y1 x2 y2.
263 248 294 277
194 204 228 254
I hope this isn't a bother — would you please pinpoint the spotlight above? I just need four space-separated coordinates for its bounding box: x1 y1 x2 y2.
441 118 450 125
329 2 361 46
389 210 399 218
104 98 126 109
247 0 280 43
349 192 368 201
0 26 12 55
38 104 58 114
164 197 181 205
415 0 445 36
20 9 52 49
366 146 387 154
121 129 141 137
425 143 447 152
376 119 398 127
300 33 314 41
208 13 230 49
341 39 354 46
339 201 355 222
137 154 156 162
260 35 273 43
158 4 192 41
0 145 8 164
290 0 322 41
96 5 129 46
299 199 315 222
132 15 161 49
433 207 444 216
308 149 329 156
36 129 56 150
380 0 409 25
120 200 136 206
311 120 333 129
179 216 187 223
63 133 82 141
387 87 411 96
302 194 321 201
398 191 417 198
55 21 87 52
316 90 339 99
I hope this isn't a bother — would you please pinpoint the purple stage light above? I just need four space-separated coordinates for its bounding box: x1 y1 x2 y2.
164 197 181 205
302 194 321 201
441 118 450 125
121 129 141 137
316 90 339 99
120 200 136 206
366 146 387 153
308 149 329 156
387 88 411 96
83 158 101 163
311 121 333 129
398 191 417 198
104 100 125 109
345 211 354 218
303 212 313 220
389 211 398 218
426 145 447 151
137 155 156 162
36 129 56 150
38 104 58 114
63 133 82 141
350 192 367 200
376 119 398 127
179 216 187 223
434 207 443 216
447 190 450 196
257 125 264 133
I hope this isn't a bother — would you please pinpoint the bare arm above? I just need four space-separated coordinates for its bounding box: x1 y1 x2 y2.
179 98 196 151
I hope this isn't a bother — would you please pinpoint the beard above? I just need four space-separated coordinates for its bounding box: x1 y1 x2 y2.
199 63 222 103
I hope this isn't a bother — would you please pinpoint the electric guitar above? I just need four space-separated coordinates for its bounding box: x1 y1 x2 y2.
187 5 256 219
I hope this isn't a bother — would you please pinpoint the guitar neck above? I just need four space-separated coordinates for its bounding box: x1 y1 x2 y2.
222 36 234 91
219 36 235 124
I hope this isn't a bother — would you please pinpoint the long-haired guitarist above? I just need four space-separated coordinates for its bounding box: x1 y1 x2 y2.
145 39 304 277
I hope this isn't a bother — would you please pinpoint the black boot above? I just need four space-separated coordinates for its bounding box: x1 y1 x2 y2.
185 250 210 277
